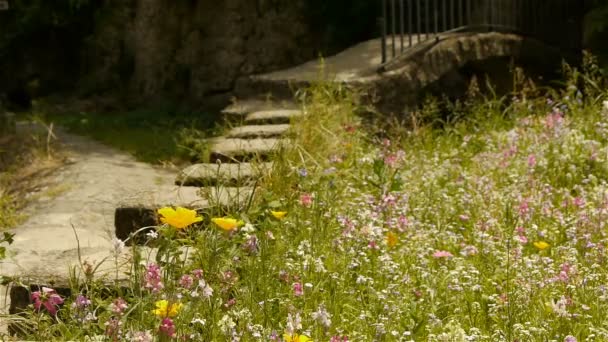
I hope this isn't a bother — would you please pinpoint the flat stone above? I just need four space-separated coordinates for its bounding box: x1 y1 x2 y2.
244 110 303 125
176 162 273 186
222 98 298 117
209 138 285 162
226 124 290 139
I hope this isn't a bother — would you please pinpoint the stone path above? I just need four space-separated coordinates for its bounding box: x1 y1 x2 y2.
1 99 301 336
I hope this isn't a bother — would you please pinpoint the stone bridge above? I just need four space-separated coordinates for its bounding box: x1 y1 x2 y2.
233 31 573 114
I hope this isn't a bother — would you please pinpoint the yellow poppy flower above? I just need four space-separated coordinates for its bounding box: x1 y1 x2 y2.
152 300 182 318
211 217 244 231
533 241 550 250
283 333 312 342
386 231 398 248
158 207 202 229
271 211 288 220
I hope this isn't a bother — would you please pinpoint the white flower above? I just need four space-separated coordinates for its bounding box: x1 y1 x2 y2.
111 237 125 255
146 230 159 239
311 304 332 329
191 318 206 326
241 223 256 233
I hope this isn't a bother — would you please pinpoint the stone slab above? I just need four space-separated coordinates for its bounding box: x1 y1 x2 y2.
225 124 290 139
222 98 298 117
209 137 285 162
244 110 303 125
176 162 273 186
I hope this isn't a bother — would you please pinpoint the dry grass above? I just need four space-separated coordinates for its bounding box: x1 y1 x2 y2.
0 125 66 229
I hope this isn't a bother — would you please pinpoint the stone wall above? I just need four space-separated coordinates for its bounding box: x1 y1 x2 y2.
80 0 318 108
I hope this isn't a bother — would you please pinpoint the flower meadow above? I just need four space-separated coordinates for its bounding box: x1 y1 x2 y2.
6 63 608 341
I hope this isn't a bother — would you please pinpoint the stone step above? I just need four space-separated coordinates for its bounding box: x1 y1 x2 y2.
209 137 285 162
225 124 290 139
176 162 272 187
244 110 303 125
114 186 254 242
221 98 298 122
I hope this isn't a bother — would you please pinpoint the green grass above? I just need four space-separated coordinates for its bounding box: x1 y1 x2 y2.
43 108 223 164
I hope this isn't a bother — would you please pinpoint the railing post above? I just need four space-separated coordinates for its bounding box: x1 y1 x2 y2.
380 0 387 64
400 0 405 52
416 0 421 43
408 0 413 47
391 0 396 58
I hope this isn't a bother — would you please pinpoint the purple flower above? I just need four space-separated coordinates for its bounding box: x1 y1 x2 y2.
71 294 91 310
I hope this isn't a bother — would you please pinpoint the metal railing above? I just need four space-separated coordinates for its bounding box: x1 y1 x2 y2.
379 0 582 64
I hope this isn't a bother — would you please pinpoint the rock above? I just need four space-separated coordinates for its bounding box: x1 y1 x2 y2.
226 124 290 139
244 110 303 125
176 162 273 187
209 138 286 162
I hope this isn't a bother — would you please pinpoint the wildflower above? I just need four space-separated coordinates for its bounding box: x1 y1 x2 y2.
299 193 313 207
283 333 312 342
31 287 64 316
128 330 153 342
109 298 128 315
311 304 331 329
271 211 288 220
192 269 204 279
432 250 453 258
191 317 206 326
143 263 164 293
211 217 243 231
330 336 349 342
146 230 159 239
105 317 122 340
564 336 577 342
386 231 398 248
293 282 304 297
533 241 550 250
111 237 125 256
159 317 176 338
152 300 182 318
192 278 214 298
179 274 194 289
243 234 259 254
71 294 91 310
297 168 308 177
528 154 537 168
157 206 202 229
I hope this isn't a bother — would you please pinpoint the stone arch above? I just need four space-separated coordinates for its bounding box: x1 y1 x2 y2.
357 32 570 114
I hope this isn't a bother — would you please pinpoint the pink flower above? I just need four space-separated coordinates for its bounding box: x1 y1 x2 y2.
299 193 313 207
331 336 349 342
528 154 537 168
143 263 164 293
31 287 64 316
192 269 204 279
293 282 304 297
432 250 453 259
109 297 128 315
179 275 194 289
159 317 176 338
